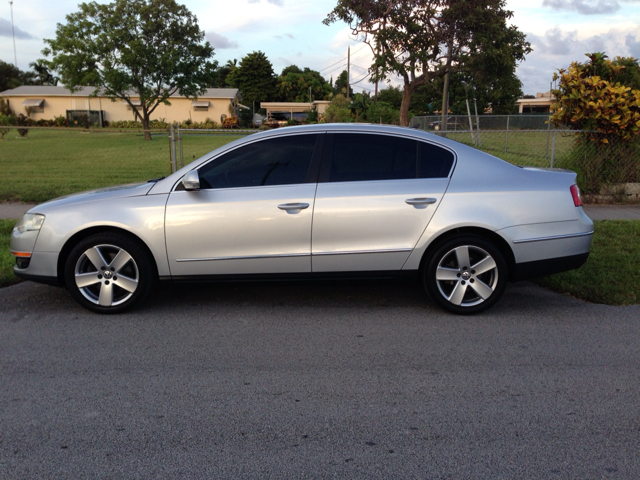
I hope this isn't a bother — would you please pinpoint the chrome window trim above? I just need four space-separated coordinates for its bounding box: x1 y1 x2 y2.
177 253 310 263
176 248 413 262
512 230 595 244
313 248 413 256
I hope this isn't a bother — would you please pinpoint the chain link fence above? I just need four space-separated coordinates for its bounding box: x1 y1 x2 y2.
168 125 254 172
410 114 556 132
1 121 638 203
411 116 640 198
0 126 177 203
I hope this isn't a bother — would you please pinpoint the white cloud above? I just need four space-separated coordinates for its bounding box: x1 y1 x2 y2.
206 31 239 49
542 0 621 15
0 17 37 39
518 25 640 93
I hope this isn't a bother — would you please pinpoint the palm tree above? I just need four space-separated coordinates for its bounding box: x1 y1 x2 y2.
29 59 59 86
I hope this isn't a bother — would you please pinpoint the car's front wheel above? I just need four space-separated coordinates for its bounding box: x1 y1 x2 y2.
424 236 508 315
64 232 155 314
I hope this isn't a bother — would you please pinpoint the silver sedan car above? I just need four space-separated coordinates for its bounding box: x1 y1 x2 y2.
11 124 594 314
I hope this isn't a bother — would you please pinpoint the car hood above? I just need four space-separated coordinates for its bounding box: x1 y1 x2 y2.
27 182 155 214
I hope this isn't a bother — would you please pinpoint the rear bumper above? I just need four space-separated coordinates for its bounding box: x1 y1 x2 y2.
13 269 63 286
510 252 589 281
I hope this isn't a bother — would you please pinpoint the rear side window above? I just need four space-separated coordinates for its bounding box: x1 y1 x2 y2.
326 133 453 182
198 134 318 189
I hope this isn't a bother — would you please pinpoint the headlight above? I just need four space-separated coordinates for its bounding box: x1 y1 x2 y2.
14 213 45 234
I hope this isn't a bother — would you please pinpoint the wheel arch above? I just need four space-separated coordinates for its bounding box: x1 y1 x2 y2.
418 226 516 279
56 226 159 286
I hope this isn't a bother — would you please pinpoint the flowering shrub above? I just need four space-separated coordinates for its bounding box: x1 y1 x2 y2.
222 116 239 129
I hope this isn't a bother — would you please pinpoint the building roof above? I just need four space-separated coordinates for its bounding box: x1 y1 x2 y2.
0 85 239 99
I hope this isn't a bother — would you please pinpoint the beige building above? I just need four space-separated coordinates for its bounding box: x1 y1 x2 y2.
261 101 332 122
0 85 241 125
516 92 555 114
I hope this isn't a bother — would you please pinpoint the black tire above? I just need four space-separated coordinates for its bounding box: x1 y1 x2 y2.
424 235 508 315
64 232 156 314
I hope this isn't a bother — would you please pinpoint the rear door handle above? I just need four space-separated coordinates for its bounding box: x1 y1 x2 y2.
405 198 437 205
278 203 310 210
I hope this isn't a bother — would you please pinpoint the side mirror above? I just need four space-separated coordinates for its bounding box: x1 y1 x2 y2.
182 170 200 191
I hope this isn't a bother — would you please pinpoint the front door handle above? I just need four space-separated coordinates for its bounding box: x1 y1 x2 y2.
405 197 437 205
278 203 310 210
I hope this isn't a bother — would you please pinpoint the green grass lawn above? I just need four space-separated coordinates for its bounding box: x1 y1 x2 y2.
0 128 245 203
444 130 577 167
535 220 640 305
2 217 638 305
0 220 18 288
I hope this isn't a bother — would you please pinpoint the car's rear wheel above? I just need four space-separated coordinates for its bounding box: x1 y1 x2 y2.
424 236 508 315
64 233 155 314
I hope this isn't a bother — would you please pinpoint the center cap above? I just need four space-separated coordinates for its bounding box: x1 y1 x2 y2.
462 272 471 280
103 270 113 279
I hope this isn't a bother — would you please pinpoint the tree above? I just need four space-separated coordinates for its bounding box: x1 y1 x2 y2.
43 0 217 139
334 70 353 97
212 59 237 88
276 66 332 102
29 59 59 86
227 51 276 110
376 85 403 109
551 53 640 143
324 0 530 126
410 68 523 115
0 60 38 91
0 60 22 92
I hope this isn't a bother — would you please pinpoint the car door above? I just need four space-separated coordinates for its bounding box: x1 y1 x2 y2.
165 133 322 277
311 132 454 272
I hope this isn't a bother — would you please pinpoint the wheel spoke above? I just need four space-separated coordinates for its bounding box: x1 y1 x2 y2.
109 249 132 273
75 272 101 289
470 278 494 299
436 267 460 281
84 246 107 271
98 282 114 306
448 281 467 306
115 274 138 293
454 246 470 270
472 256 497 275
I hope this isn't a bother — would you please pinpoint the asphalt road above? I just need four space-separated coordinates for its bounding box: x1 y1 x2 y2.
1 279 639 479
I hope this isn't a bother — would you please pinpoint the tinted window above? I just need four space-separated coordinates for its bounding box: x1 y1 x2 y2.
418 141 455 178
198 134 318 189
327 133 453 182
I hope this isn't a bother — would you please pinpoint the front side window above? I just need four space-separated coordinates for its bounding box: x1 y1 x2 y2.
198 134 318 189
327 133 454 182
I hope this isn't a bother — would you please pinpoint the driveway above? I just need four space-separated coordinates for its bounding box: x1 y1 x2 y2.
1 279 639 478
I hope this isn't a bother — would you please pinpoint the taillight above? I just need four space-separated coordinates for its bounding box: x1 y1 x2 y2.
570 185 582 207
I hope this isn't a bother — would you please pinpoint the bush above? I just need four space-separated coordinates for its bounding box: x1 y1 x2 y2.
323 94 353 123
222 116 239 129
552 53 640 143
16 114 30 137
305 108 318 123
54 115 68 127
555 136 640 194
366 101 400 125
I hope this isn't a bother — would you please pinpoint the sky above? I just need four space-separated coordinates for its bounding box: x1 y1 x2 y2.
1 0 640 96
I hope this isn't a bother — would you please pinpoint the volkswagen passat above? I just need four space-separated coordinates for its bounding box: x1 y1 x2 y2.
11 124 594 314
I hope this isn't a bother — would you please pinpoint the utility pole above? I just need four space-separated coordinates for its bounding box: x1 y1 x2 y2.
347 46 350 100
374 44 379 101
440 39 453 137
10 1 17 67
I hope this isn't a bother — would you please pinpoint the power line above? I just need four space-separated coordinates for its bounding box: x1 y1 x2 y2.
318 44 367 73
350 70 371 85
